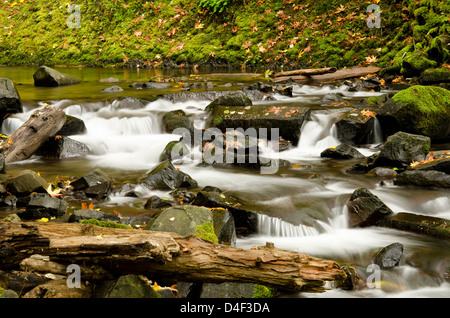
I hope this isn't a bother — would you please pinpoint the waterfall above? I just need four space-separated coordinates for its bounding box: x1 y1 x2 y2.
368 116 383 144
257 214 319 237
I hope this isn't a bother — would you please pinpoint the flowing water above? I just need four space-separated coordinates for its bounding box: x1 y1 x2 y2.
1 66 449 298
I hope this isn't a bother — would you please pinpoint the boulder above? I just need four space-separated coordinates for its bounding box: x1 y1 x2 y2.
111 96 148 110
98 275 161 298
5 170 48 197
100 85 123 93
0 153 5 174
33 66 81 87
335 109 376 145
211 208 236 246
378 212 450 240
162 90 266 104
320 143 365 160
409 156 450 174
35 136 90 159
162 109 193 134
205 92 252 112
400 51 437 77
199 282 263 298
371 131 431 168
374 243 403 269
68 209 121 223
346 188 394 228
55 115 87 136
23 279 92 298
159 140 190 162
18 193 67 220
377 85 450 141
419 67 450 85
144 205 214 237
99 77 120 83
129 82 172 89
139 160 198 191
144 195 173 210
0 77 23 120
394 170 450 189
69 169 112 199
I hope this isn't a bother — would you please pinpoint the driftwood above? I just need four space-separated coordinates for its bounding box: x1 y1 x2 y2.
271 66 380 84
273 67 337 78
0 222 347 292
0 105 66 163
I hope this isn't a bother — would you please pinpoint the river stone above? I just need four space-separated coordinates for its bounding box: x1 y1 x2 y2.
18 193 67 220
55 115 87 136
409 156 450 174
23 279 92 298
0 288 19 298
211 208 236 246
191 191 259 236
100 85 123 93
5 170 48 197
97 275 161 298
70 169 112 199
162 109 193 134
140 160 198 191
320 143 365 159
394 170 450 189
378 212 450 240
204 92 252 113
111 96 148 110
144 205 213 237
0 153 5 174
68 209 121 223
144 195 172 210
374 243 403 269
159 140 190 162
371 131 431 168
35 136 90 159
33 66 81 87
200 282 259 298
0 77 23 119
162 90 265 104
335 110 376 145
346 188 394 228
377 85 450 141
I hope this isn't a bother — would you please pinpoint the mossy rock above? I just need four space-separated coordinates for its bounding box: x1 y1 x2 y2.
377 85 450 141
162 109 193 134
400 51 437 77
419 67 450 84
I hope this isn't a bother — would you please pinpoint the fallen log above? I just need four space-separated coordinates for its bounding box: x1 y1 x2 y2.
0 221 347 292
273 67 337 78
0 105 66 163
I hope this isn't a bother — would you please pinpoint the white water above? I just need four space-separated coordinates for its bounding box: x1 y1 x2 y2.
3 85 449 298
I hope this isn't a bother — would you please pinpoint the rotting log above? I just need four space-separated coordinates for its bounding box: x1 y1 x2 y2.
273 67 337 78
0 105 66 163
0 222 347 292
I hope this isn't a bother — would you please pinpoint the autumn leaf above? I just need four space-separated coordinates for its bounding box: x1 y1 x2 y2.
365 55 378 65
47 184 63 198
134 30 143 37
242 40 252 49
194 22 204 29
361 109 376 117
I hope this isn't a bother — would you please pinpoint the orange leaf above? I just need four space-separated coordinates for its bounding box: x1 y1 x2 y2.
81 202 88 210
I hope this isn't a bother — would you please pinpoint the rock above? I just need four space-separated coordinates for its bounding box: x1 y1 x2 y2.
0 288 19 298
205 92 253 112
211 208 236 246
99 77 120 83
100 85 123 93
394 170 450 189
161 90 265 104
209 105 311 145
130 82 172 89
35 136 90 159
55 115 87 136
0 153 5 174
199 282 261 298
320 92 344 105
377 85 450 141
409 156 450 174
0 77 23 120
371 131 431 168
320 143 365 159
111 96 148 110
400 51 437 77
191 191 259 236
144 195 172 210
346 188 394 228
140 160 198 191
334 266 361 290
1 213 21 222
162 109 193 134
366 167 398 178
33 66 81 87
335 109 376 145
68 209 121 223
5 170 48 197
374 243 403 269
23 279 92 298
96 275 160 298
69 169 112 199
159 140 190 162
245 82 274 93
419 67 450 85
144 205 214 238
378 212 450 240
18 193 67 220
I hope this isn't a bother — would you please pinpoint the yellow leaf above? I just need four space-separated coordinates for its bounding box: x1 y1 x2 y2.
47 184 63 197
36 217 49 223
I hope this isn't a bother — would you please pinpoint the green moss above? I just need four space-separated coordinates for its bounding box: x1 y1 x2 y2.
80 218 133 229
253 284 274 298
195 221 219 244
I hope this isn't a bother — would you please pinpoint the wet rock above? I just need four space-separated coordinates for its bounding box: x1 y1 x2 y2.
191 191 259 236
245 82 274 93
68 209 121 223
144 195 173 210
35 136 90 159
200 282 261 298
394 170 450 189
320 92 344 105
374 243 403 269
274 85 293 97
320 143 365 159
70 169 112 199
0 153 5 174
377 85 450 141
0 213 21 222
419 67 450 85
400 51 437 77
0 270 52 297
161 90 265 104
5 170 48 197
99 77 120 83
366 167 398 178
130 82 172 89
335 109 376 145
111 96 148 110
378 212 450 240
144 205 214 238
0 288 19 298
335 266 361 290
96 275 161 298
100 85 123 93
211 208 236 246
55 115 87 136
23 279 92 298
0 77 23 121
409 156 450 174
140 160 198 191
162 109 193 134
33 66 81 87
371 131 431 168
346 188 394 228
205 92 252 112
18 193 67 220
159 140 190 162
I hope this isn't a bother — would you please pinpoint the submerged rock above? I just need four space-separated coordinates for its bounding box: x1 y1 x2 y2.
374 243 403 269
100 85 123 93
162 109 193 134
33 66 81 87
394 170 450 189
346 188 394 228
377 85 450 141
320 143 365 159
140 160 198 191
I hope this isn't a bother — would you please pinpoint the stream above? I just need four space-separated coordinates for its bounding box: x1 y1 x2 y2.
1 66 449 298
